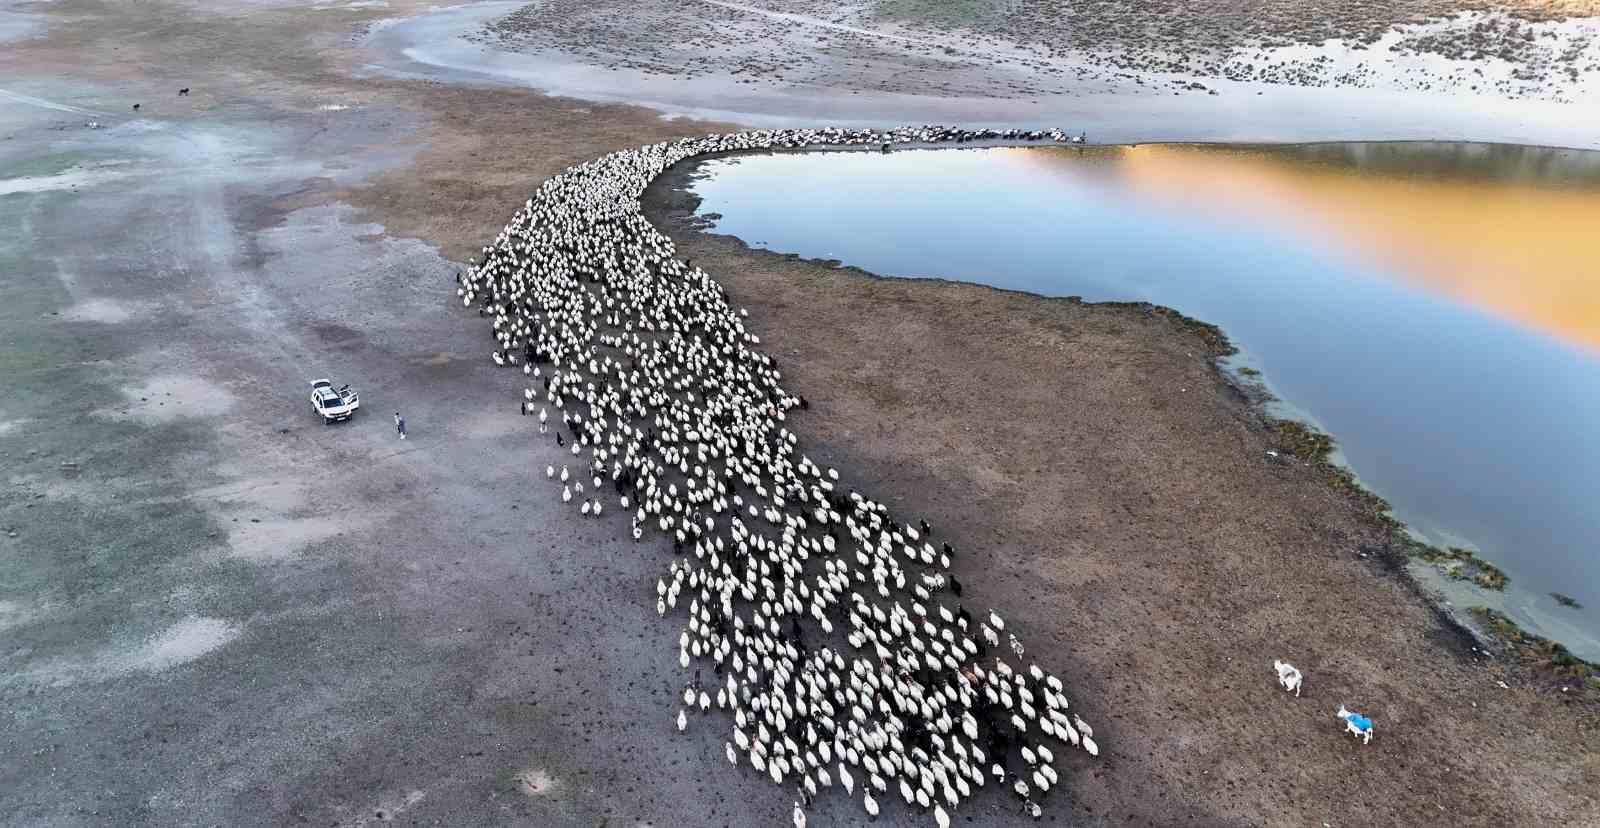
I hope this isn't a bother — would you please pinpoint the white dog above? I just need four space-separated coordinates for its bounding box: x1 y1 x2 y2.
1336 705 1374 745
1273 659 1303 697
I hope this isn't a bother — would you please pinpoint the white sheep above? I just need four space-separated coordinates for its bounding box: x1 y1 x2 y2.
1273 659 1303 697
1336 705 1373 744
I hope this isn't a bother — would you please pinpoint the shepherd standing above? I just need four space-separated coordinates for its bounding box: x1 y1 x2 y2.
394 411 406 440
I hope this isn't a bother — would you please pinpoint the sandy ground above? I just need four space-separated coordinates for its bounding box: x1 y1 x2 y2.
1 0 1596 826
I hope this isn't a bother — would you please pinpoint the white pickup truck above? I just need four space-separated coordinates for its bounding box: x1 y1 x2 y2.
309 379 360 423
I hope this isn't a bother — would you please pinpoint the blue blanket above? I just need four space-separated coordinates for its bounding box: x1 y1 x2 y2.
1348 714 1373 732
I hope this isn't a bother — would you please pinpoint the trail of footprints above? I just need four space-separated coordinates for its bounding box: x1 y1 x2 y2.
459 126 1096 824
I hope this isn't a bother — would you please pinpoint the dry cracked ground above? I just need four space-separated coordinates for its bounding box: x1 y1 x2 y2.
1 0 1597 826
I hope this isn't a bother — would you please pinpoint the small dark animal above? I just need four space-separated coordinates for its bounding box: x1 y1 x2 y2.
555 432 564 447
177 88 190 96
132 103 141 111
919 518 931 535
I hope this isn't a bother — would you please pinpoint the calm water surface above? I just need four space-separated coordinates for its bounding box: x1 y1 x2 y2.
686 142 1600 658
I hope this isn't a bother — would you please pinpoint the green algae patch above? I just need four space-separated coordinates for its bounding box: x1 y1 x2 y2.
1470 607 1599 682
1102 300 1238 356
1398 535 1509 591
1330 465 1395 521
1269 418 1336 462
1251 400 1509 594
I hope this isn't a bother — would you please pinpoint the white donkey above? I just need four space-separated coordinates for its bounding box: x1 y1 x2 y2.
1272 660 1303 697
1336 705 1374 744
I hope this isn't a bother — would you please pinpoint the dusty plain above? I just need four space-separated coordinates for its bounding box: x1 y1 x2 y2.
1 0 1596 826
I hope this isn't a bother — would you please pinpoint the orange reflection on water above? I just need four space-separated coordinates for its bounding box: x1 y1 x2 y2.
1038 144 1600 353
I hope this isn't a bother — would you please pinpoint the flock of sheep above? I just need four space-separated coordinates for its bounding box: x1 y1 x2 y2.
456 126 1099 824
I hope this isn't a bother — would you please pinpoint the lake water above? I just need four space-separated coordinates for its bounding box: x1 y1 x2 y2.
683 142 1600 659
